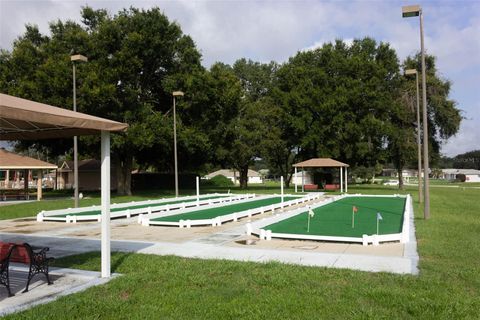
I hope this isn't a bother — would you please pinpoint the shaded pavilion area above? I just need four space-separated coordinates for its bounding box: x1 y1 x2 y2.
1 92 127 278
293 158 349 193
0 148 57 201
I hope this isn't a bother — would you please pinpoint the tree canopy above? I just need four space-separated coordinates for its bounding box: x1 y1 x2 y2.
0 6 462 191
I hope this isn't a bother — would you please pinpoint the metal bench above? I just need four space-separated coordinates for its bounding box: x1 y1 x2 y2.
0 242 54 296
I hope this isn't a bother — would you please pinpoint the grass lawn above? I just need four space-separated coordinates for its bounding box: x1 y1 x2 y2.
2 184 480 318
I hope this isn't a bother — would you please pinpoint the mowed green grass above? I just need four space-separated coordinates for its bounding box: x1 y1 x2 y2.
267 196 405 237
48 195 227 218
3 185 480 319
152 196 298 222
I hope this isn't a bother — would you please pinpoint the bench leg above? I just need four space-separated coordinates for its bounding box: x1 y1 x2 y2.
23 264 53 293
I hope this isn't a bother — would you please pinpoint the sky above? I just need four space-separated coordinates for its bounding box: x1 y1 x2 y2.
0 0 479 157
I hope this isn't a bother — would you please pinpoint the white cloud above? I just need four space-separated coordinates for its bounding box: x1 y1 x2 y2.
442 116 480 157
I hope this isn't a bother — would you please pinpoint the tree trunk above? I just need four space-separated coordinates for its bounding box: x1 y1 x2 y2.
239 165 249 189
115 154 133 195
397 167 404 190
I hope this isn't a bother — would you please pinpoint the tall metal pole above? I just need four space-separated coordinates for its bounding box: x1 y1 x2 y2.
72 62 79 208
173 95 179 197
415 72 423 203
420 10 430 219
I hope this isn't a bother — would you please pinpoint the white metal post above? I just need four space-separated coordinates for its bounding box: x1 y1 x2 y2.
294 167 298 193
196 176 200 203
280 176 284 204
345 167 348 193
101 131 111 278
340 167 343 193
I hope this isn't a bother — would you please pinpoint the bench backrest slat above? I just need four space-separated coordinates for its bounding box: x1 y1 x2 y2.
0 242 31 263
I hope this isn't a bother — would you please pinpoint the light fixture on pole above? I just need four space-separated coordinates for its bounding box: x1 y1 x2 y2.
172 91 184 197
405 68 423 204
71 54 88 208
402 4 430 219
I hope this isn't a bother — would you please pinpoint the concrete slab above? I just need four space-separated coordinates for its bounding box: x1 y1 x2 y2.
0 266 115 316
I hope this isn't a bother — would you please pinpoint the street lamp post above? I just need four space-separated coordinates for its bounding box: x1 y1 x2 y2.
172 91 184 197
405 69 423 203
402 4 430 219
71 54 88 208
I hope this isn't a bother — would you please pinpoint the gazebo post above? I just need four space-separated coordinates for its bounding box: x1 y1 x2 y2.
294 167 298 193
37 169 42 200
101 131 111 278
301 167 305 193
345 166 348 193
24 169 29 200
340 167 343 193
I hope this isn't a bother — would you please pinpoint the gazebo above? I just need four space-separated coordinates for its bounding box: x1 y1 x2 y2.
0 93 128 278
0 148 58 201
293 158 349 193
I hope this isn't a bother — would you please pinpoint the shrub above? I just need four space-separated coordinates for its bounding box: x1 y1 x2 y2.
456 174 466 182
201 175 234 187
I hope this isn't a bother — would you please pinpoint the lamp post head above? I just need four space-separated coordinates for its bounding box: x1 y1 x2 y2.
172 91 184 97
405 69 417 76
402 5 421 18
70 54 88 63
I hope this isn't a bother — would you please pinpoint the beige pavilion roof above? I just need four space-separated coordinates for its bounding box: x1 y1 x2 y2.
293 158 349 168
0 148 58 169
0 93 128 140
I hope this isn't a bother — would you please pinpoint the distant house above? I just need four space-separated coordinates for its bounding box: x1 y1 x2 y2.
440 169 480 182
290 170 313 185
204 169 263 184
58 159 117 190
381 169 419 178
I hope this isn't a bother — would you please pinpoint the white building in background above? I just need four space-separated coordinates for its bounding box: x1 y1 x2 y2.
440 169 480 182
204 169 263 184
290 170 313 185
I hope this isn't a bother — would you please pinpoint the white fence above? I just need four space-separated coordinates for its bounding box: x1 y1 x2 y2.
247 194 412 246
37 193 248 223
141 193 322 228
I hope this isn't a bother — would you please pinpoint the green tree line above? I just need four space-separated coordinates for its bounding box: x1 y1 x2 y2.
0 7 461 193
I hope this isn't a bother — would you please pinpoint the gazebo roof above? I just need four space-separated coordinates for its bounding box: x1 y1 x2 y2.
0 93 128 140
0 148 57 169
293 158 349 168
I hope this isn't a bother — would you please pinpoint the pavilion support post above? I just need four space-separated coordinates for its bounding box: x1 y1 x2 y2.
101 131 111 278
345 167 348 193
294 167 298 193
5 170 9 188
37 170 42 201
340 167 343 193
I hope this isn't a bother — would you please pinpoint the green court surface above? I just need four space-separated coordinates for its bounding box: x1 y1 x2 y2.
152 196 298 222
49 195 227 218
265 196 406 237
